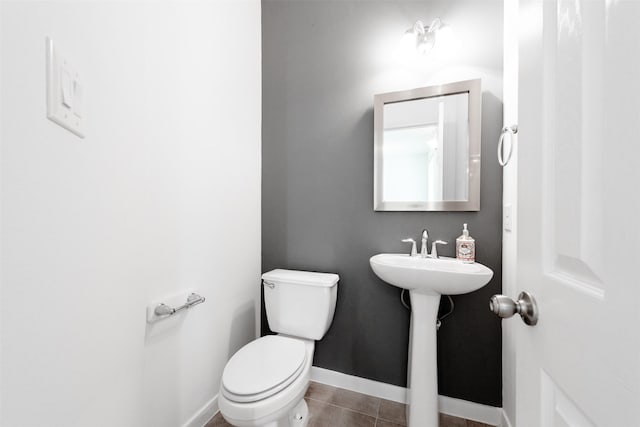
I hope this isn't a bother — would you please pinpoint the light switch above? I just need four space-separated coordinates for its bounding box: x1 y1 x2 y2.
46 37 85 138
504 204 513 232
61 67 73 108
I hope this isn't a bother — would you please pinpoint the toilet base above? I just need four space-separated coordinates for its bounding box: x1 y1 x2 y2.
261 399 308 427
289 399 309 427
222 397 309 427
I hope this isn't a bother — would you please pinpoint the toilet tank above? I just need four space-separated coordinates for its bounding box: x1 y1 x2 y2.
262 269 338 340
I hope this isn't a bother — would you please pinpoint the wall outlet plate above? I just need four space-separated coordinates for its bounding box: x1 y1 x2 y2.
46 37 85 138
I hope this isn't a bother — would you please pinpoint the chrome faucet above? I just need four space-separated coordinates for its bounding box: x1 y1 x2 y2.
404 230 447 258
420 229 429 257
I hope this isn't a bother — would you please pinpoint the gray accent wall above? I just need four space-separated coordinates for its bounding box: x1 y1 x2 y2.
262 0 504 407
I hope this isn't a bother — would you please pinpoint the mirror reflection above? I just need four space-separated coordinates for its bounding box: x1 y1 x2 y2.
374 79 481 211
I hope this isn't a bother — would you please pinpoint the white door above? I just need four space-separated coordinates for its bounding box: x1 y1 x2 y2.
511 0 640 425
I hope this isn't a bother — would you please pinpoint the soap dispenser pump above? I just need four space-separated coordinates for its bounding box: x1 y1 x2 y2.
456 223 475 263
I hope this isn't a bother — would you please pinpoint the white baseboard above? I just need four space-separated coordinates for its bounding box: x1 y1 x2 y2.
310 366 502 426
310 366 407 403
182 394 219 427
501 409 514 427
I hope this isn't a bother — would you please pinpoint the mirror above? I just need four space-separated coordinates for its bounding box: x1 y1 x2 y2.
374 79 481 211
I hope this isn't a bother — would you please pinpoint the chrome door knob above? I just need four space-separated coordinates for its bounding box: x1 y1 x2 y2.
489 291 539 326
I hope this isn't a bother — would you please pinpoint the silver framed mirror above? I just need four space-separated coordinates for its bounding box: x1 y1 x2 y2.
374 79 482 211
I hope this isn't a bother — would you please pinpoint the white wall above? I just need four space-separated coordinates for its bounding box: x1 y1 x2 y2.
0 1 261 426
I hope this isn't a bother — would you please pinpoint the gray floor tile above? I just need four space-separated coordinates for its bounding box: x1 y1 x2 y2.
307 397 378 426
376 419 406 427
306 398 344 427
327 386 381 417
204 412 232 427
440 413 468 427
305 381 381 417
339 408 377 427
305 381 339 403
377 399 406 425
467 421 496 427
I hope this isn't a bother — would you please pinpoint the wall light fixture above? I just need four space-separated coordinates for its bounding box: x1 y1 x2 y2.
401 18 453 56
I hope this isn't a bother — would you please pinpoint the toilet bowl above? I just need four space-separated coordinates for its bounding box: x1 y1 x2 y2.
218 336 314 427
218 269 339 427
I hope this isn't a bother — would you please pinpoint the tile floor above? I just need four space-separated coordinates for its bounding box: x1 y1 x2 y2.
205 381 495 427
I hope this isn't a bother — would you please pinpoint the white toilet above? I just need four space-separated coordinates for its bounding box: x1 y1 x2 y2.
218 269 339 427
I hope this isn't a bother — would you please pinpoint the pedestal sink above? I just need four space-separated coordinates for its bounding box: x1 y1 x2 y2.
369 254 493 427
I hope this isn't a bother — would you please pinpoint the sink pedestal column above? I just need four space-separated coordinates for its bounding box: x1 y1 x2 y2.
406 291 441 427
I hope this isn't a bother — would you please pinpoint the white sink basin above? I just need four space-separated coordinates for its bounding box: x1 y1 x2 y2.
370 253 493 295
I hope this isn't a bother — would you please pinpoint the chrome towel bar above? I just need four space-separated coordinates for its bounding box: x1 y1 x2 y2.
152 293 206 321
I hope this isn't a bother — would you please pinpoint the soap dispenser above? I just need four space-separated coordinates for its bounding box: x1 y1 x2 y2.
456 223 475 263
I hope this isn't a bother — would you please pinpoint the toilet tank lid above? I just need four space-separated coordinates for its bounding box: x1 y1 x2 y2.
262 269 339 287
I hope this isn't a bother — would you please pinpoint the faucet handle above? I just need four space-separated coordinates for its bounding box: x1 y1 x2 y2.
430 240 448 259
401 238 417 257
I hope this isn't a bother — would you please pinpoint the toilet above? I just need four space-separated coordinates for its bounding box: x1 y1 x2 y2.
218 269 339 427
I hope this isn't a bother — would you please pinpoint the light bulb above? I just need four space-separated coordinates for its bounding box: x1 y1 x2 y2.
416 32 435 55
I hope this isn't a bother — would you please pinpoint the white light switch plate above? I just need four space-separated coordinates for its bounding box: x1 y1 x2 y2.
46 37 85 138
504 203 513 232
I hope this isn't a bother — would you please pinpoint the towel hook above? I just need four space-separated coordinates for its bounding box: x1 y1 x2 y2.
498 124 518 167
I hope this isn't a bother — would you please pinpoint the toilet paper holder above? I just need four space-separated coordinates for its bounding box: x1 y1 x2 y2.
148 293 206 323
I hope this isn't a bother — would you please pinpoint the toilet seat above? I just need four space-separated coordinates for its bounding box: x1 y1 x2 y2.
222 335 307 403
